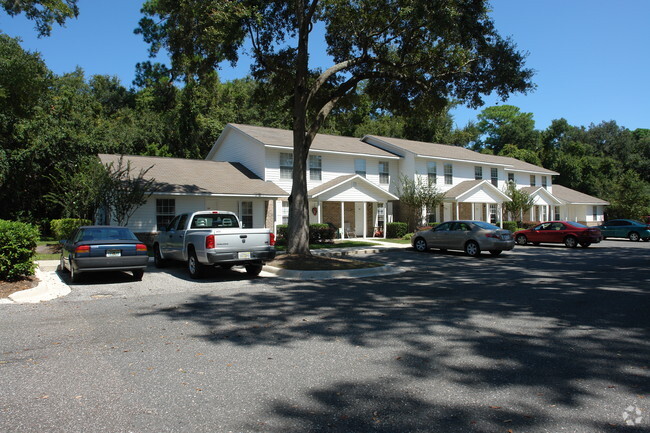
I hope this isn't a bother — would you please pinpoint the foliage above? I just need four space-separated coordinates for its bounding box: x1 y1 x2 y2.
502 221 519 233
0 220 39 281
136 0 534 255
475 105 540 153
386 222 408 239
102 157 157 226
276 223 336 245
603 170 650 220
395 174 445 231
50 218 91 241
1 0 79 37
502 181 535 222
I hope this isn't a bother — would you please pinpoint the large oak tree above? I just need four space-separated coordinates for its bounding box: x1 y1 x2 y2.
136 0 534 254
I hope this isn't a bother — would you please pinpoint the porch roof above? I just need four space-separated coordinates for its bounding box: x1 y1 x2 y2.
308 174 398 201
444 180 511 202
520 186 563 205
98 154 289 198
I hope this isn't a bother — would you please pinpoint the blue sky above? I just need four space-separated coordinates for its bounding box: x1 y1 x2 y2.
2 0 649 131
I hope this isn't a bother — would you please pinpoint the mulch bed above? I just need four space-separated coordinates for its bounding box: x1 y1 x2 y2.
0 277 39 299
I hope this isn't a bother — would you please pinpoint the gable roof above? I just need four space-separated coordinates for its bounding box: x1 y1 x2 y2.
224 123 400 159
363 135 558 175
308 174 398 200
98 154 288 198
444 180 511 202
551 184 610 205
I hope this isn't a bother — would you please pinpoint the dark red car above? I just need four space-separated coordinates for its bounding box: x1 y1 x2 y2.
514 221 602 248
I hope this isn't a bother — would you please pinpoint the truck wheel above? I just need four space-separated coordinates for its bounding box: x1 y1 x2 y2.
187 250 204 279
153 244 167 268
245 264 263 277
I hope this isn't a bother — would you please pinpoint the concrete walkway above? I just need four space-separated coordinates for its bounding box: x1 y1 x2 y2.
1 240 411 304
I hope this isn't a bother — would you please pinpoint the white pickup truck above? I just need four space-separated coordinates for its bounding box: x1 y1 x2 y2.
152 210 276 278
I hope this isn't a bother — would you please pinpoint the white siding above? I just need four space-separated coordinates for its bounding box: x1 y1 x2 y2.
209 128 266 179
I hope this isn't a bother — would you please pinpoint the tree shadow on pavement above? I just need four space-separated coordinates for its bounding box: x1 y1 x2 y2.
138 244 650 432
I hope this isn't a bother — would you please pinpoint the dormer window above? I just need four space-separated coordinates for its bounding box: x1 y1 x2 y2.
280 153 293 179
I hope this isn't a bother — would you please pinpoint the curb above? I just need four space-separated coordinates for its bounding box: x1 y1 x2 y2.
262 264 406 280
5 267 71 304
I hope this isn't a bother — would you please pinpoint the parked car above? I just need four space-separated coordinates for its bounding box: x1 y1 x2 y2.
153 210 276 278
60 226 149 282
411 220 515 257
514 221 602 248
596 219 650 242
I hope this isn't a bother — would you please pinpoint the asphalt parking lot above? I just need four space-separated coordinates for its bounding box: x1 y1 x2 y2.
1 239 649 432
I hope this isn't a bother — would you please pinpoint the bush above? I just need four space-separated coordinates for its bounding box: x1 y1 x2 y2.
387 222 408 239
50 218 92 241
0 220 40 281
275 223 336 245
502 221 519 232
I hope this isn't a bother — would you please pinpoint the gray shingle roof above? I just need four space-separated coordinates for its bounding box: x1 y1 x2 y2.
229 123 400 158
364 135 559 175
551 184 610 205
98 154 288 197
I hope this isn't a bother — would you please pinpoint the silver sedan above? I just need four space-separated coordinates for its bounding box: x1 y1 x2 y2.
411 220 515 257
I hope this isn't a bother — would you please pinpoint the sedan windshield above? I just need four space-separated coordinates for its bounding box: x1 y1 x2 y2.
80 228 138 241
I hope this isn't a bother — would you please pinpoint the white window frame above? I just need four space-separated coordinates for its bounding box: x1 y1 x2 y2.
280 153 293 180
379 161 389 184
474 166 483 180
240 201 253 228
355 159 366 177
444 163 453 185
156 199 175 231
427 161 437 184
530 175 536 187
309 155 322 181
491 168 498 187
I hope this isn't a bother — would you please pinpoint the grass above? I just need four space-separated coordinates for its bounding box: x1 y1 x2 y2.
35 241 60 261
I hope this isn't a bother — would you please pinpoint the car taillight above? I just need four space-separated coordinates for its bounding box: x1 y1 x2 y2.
75 245 90 254
206 235 215 249
269 232 276 246
136 244 147 252
485 233 500 239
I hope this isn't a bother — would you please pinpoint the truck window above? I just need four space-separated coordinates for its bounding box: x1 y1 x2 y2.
177 214 189 230
191 214 238 228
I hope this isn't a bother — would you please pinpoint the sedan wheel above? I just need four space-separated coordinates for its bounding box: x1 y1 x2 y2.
413 237 428 252
465 240 481 257
628 231 640 242
515 234 528 245
564 236 578 248
70 261 80 283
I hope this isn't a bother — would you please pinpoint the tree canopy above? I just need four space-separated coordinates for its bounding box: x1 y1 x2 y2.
1 0 78 37
136 0 535 254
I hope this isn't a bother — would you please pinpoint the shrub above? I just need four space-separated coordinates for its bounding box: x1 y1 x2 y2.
0 220 40 281
275 223 336 245
50 218 92 241
387 222 408 239
502 221 519 232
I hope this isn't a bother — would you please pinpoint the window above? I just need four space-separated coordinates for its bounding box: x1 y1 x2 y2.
554 206 561 220
427 162 437 184
542 176 548 189
355 159 366 177
444 163 453 185
491 168 498 187
379 161 389 184
309 155 322 181
592 206 598 221
280 153 293 179
281 201 289 224
156 199 175 231
530 175 536 186
474 166 483 180
508 172 515 183
489 204 497 223
241 201 253 228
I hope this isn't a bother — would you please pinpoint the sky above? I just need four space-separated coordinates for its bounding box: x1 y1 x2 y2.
2 0 649 132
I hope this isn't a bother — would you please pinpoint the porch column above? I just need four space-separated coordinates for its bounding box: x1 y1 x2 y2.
318 201 322 224
340 202 345 239
498 203 503 228
362 201 368 238
471 202 475 220
383 201 387 239
455 202 459 220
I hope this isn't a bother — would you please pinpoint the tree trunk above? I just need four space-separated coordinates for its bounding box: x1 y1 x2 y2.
286 0 313 256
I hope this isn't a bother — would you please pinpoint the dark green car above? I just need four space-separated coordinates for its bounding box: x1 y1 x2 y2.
597 219 650 242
